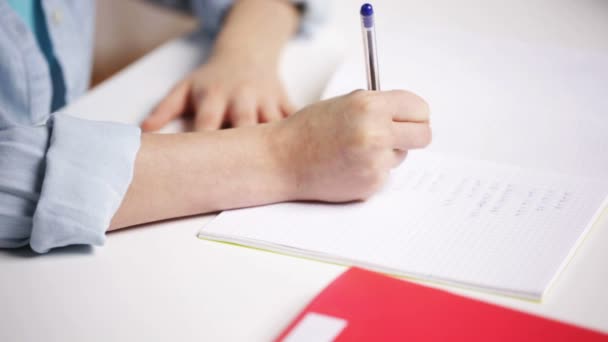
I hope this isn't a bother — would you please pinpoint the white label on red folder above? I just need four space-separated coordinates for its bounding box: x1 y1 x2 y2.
283 312 348 342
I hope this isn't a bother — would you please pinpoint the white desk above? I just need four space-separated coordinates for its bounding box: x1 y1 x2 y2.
1 1 607 341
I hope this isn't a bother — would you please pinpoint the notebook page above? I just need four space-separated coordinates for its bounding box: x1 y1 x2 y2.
200 152 608 299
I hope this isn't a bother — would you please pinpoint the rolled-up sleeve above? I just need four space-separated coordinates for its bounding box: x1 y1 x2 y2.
149 0 326 36
0 114 140 253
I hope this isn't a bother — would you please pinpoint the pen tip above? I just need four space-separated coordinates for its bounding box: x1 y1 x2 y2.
360 3 374 16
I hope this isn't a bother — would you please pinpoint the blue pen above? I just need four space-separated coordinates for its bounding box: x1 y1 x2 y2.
361 3 380 90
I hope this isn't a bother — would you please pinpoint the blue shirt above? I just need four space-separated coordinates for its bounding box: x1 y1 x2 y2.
6 0 37 28
0 0 323 253
7 0 66 112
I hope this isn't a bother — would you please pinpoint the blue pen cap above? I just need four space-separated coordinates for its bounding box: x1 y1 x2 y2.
360 3 374 28
360 3 373 16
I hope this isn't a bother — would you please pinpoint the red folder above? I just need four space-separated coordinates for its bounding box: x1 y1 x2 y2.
276 268 607 341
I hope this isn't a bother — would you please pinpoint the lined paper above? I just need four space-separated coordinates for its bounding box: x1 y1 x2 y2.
199 30 608 300
200 152 608 299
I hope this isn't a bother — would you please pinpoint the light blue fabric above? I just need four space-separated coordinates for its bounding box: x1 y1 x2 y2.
0 0 323 253
6 0 36 28
7 0 67 112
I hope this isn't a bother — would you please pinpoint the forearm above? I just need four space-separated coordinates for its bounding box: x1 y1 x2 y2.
109 123 291 230
111 90 432 230
209 0 300 65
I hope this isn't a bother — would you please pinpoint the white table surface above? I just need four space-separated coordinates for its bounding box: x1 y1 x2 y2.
1 1 607 341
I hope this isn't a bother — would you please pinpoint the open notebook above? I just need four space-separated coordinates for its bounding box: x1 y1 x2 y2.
199 30 608 300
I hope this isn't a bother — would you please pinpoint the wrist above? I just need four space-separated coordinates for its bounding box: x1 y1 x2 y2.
264 120 300 202
208 0 298 69
208 44 281 69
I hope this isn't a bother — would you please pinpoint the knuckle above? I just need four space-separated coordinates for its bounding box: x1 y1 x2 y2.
205 83 224 94
351 127 390 150
200 85 223 98
348 89 367 98
393 89 411 97
394 89 417 100
349 91 376 113
235 84 255 96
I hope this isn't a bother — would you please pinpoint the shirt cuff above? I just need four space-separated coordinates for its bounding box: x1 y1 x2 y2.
29 114 141 253
0 125 48 249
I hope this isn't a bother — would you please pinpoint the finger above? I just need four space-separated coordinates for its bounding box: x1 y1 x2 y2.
391 149 408 168
194 94 228 131
228 95 257 127
141 80 190 132
391 122 432 150
280 96 297 117
259 102 283 123
379 89 430 123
